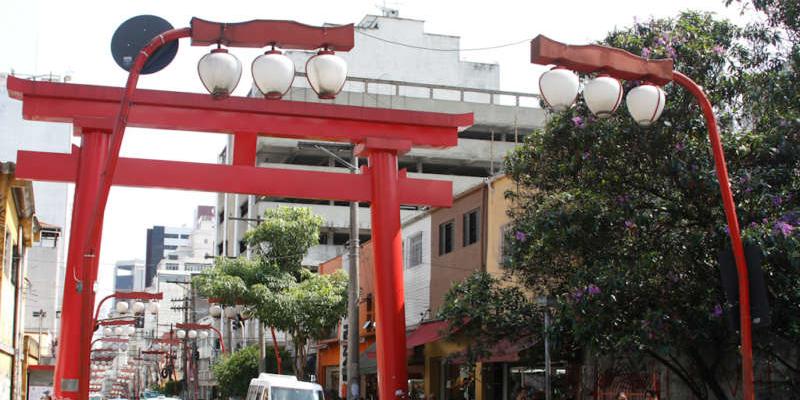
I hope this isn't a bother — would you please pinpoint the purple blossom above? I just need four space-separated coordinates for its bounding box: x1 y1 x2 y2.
780 212 799 225
666 46 677 59
581 151 591 160
586 284 601 296
723 225 730 236
571 116 585 128
641 47 652 58
749 221 759 228
571 289 584 301
675 142 686 151
615 195 630 205
711 304 723 318
713 45 725 55
515 231 527 241
773 221 795 237
624 220 636 229
771 195 783 207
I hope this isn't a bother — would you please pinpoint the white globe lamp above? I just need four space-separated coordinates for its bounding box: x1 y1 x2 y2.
306 49 347 99
131 301 145 314
176 329 186 339
115 301 129 314
538 67 580 111
209 304 222 318
147 301 160 314
252 49 295 99
626 84 666 126
583 75 623 118
188 330 198 339
199 331 209 340
198 48 243 98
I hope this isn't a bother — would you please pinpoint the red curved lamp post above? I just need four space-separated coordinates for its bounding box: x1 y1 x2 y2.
530 35 755 400
9 17 469 400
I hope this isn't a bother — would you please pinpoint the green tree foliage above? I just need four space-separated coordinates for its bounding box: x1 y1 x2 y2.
194 207 348 380
503 10 799 400
212 345 259 398
439 272 541 362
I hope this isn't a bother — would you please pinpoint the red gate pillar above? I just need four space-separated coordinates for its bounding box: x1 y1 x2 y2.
363 139 411 400
54 129 110 399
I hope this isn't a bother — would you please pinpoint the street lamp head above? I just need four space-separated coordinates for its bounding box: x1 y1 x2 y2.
306 49 348 99
176 329 186 339
198 330 209 340
188 329 198 339
131 301 145 314
538 67 580 111
198 48 243 99
223 306 238 319
583 75 623 118
116 301 129 314
252 49 296 99
113 327 124 336
125 325 136 336
104 327 114 336
209 304 222 318
147 301 159 314
626 83 666 126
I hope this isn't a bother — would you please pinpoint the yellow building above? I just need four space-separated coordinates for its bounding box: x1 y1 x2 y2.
0 163 40 400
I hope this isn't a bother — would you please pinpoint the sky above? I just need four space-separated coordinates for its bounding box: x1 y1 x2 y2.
0 0 758 295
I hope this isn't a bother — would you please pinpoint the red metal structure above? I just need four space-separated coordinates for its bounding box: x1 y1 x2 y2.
175 322 227 354
8 17 470 400
531 35 755 400
92 291 163 324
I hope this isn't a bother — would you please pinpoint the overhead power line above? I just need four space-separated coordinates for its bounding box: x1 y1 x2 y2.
356 30 532 52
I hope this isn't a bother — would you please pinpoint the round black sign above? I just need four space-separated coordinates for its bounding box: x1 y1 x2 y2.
111 15 179 75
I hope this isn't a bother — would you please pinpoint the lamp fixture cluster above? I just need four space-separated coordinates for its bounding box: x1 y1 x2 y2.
539 67 666 126
197 44 348 100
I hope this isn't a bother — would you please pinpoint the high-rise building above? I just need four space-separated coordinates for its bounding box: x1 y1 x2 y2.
144 225 193 287
113 260 145 292
216 10 544 267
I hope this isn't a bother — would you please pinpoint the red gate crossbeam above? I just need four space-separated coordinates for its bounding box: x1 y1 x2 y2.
16 149 451 206
6 77 471 148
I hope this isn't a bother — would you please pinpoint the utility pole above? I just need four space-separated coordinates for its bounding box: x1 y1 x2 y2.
346 150 360 400
170 295 191 400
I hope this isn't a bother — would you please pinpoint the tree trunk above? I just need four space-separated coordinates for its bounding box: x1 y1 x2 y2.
646 350 707 399
689 351 731 400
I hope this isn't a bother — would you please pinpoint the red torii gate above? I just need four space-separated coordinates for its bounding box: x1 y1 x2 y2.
7 18 471 400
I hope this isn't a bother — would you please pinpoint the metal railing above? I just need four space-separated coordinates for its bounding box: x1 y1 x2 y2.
252 73 541 109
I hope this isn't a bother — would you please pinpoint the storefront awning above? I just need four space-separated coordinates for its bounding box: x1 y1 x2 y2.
406 320 449 348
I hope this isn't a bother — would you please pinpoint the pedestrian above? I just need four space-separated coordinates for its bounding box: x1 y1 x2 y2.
615 392 628 400
644 390 658 400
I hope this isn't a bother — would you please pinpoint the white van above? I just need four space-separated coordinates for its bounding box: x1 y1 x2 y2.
245 374 324 400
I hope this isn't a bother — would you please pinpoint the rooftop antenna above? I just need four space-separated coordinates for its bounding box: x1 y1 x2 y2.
376 0 402 17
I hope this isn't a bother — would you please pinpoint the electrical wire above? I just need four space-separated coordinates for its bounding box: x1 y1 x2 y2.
356 29 532 52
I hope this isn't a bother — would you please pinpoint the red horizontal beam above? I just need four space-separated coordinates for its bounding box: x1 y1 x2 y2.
531 35 673 85
16 150 453 207
7 76 470 148
190 18 354 51
176 323 212 330
97 319 136 326
113 291 163 300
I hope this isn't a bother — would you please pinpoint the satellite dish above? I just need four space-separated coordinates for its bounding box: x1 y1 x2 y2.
111 15 179 74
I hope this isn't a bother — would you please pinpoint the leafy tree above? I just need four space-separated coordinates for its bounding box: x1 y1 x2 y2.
195 207 348 380
213 345 260 398
504 10 799 400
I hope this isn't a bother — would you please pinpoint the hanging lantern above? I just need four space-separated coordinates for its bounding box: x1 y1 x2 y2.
147 301 160 314
198 48 243 98
115 301 129 314
306 49 348 99
176 329 186 339
538 67 580 111
252 49 295 99
626 83 666 126
583 75 623 118
209 304 222 318
188 330 198 339
131 301 145 314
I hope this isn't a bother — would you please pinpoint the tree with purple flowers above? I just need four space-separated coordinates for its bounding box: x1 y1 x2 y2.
501 9 798 400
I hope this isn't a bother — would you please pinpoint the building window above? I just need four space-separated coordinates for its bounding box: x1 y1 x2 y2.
407 233 423 268
438 220 454 255
165 263 179 271
463 209 480 247
240 202 249 218
239 240 247 254
167 254 178 260
180 234 190 239
164 233 179 239
164 245 178 250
